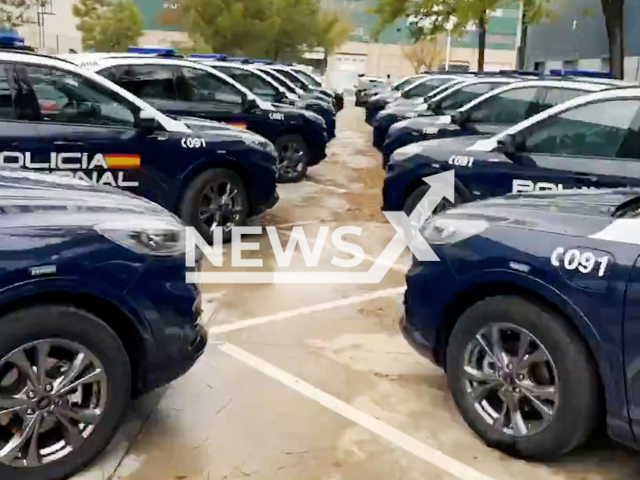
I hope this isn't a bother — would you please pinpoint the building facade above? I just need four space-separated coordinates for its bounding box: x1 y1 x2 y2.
525 0 640 81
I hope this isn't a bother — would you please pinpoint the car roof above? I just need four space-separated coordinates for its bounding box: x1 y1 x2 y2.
195 60 289 92
64 55 256 98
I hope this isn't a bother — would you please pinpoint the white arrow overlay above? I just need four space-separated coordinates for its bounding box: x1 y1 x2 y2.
187 171 455 284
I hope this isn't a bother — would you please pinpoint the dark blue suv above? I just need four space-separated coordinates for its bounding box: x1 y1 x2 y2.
0 167 204 479
402 187 640 459
0 48 279 241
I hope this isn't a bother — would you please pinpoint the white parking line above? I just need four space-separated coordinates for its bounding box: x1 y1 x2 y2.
220 343 497 480
208 287 404 335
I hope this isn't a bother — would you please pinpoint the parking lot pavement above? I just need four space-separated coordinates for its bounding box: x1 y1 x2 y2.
78 106 640 480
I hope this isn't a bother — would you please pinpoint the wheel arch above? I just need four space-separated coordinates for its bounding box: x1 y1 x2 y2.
403 167 472 208
436 278 610 421
0 289 149 397
175 157 256 215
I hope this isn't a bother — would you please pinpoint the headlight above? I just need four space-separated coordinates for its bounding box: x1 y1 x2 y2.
95 217 185 256
243 135 277 156
419 217 489 245
391 143 424 162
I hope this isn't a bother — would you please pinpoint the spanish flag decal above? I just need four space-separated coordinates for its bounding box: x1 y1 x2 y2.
104 154 141 169
226 122 247 130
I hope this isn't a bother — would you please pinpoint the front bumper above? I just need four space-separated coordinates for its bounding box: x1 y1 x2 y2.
124 260 209 396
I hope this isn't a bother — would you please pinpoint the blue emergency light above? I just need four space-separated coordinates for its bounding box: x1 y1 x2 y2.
228 56 251 64
127 46 177 55
549 69 614 79
190 53 228 60
0 30 33 51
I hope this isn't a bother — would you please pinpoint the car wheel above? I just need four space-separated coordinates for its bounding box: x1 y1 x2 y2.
446 296 600 460
180 168 249 243
0 306 131 480
403 184 459 216
275 134 309 183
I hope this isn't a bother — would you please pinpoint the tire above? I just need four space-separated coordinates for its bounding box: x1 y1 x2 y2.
403 184 460 216
0 306 131 480
179 168 249 243
445 296 600 460
275 134 309 183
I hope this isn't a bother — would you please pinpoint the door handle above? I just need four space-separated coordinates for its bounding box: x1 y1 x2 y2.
53 140 84 146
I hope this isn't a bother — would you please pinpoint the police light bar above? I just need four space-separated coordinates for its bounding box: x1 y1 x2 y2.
252 59 273 64
190 53 228 60
127 46 177 55
549 69 613 79
228 56 251 64
0 30 33 51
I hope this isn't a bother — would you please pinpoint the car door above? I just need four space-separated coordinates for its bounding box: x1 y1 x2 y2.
0 62 42 160
11 62 179 205
510 98 640 192
463 86 542 136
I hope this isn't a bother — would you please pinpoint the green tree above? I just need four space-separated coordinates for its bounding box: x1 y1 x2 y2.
313 9 353 63
72 0 143 52
0 0 33 29
373 0 553 71
172 0 351 61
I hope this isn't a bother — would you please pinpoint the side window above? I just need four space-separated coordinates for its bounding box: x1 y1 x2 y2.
225 69 277 97
99 66 121 83
536 88 588 112
0 63 17 119
467 87 539 124
179 67 244 104
16 65 137 128
117 65 177 101
521 100 640 159
275 70 307 90
407 80 439 97
439 83 501 111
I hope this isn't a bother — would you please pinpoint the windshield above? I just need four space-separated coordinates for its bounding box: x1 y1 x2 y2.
258 68 298 93
393 76 424 91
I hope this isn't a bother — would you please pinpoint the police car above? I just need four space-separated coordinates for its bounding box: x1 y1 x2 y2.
358 74 429 108
383 86 640 215
365 74 463 124
0 165 206 479
355 75 386 106
401 187 640 458
67 52 329 183
381 79 611 165
193 57 337 140
266 64 343 111
0 39 280 241
373 77 518 150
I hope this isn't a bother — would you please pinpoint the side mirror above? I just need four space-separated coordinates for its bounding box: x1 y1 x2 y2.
451 111 469 126
496 133 521 155
137 110 160 134
243 95 259 111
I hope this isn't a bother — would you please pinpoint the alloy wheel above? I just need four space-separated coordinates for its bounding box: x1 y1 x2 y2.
277 141 306 176
0 339 107 467
199 180 243 232
462 323 558 437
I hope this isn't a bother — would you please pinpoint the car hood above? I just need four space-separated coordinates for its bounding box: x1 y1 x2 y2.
0 167 177 229
444 190 640 237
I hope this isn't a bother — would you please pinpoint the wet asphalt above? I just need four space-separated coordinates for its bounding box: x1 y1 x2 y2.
77 104 640 480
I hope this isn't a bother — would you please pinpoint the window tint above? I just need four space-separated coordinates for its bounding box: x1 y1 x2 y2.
439 82 501 111
407 78 449 97
468 87 538 124
522 100 640 159
99 66 120 83
293 69 321 87
179 67 244 104
16 65 136 127
0 63 16 119
117 65 177 101
274 69 308 89
537 88 587 110
219 68 277 97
